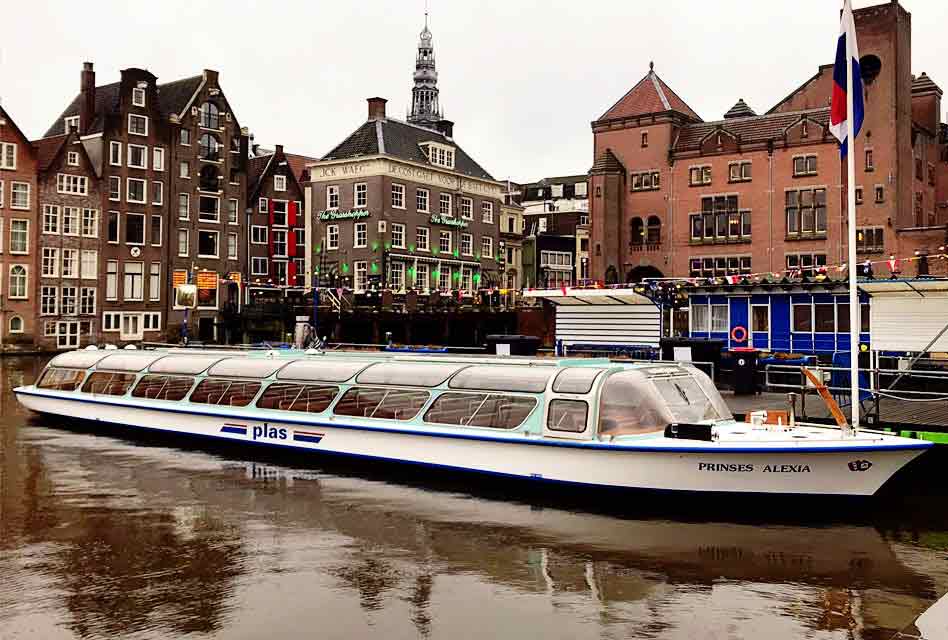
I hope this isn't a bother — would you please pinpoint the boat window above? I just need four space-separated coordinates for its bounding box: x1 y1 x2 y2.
36 368 86 391
257 383 338 414
333 387 429 421
424 392 537 429
277 359 369 383
131 375 194 401
547 399 588 433
651 375 730 424
48 351 109 369
356 362 466 387
598 370 674 436
95 353 166 372
189 379 262 407
148 355 225 375
207 358 286 379
448 366 553 393
552 368 604 394
81 372 138 396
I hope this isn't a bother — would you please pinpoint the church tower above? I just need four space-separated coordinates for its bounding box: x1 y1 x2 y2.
407 11 441 127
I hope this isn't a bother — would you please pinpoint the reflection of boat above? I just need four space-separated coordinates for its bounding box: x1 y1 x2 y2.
15 348 931 496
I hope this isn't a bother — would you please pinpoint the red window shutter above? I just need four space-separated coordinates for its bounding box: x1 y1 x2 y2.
288 260 297 285
268 200 275 257
288 200 298 227
287 228 297 257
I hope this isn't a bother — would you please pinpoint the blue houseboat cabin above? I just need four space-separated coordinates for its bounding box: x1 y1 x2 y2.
687 281 870 355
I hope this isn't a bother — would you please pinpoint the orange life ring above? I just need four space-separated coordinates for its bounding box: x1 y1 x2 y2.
731 325 748 343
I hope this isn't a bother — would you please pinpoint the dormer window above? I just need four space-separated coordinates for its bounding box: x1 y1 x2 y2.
421 142 455 170
132 87 146 107
64 116 80 132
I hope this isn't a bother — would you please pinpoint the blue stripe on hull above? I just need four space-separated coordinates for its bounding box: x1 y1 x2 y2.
293 434 323 444
221 425 247 435
13 389 932 455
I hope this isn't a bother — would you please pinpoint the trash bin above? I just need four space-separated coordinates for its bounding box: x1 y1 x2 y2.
660 337 724 381
731 347 759 395
486 334 541 356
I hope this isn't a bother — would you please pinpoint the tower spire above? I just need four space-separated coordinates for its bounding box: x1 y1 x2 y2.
408 5 441 127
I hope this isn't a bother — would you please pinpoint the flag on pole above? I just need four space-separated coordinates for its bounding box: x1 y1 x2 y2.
829 0 864 156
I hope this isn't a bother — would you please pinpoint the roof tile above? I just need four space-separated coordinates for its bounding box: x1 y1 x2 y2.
598 69 702 123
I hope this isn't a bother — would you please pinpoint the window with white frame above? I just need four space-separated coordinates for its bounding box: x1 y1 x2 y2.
143 312 161 331
711 305 728 332
42 248 59 277
62 207 79 235
439 230 451 253
150 215 162 246
392 184 405 209
151 181 163 205
109 141 122 166
179 161 190 178
390 262 404 291
540 251 572 268
125 212 145 245
61 286 77 315
392 223 405 249
354 261 367 291
179 193 190 220
109 176 121 201
439 193 452 216
43 205 60 234
177 229 189 256
691 304 710 332
132 87 146 107
227 232 238 259
106 261 118 300
126 178 146 204
461 197 473 220
41 286 57 315
198 230 219 257
228 199 238 224
417 188 429 213
251 257 268 275
56 174 88 195
81 209 98 237
199 195 219 222
415 262 428 290
416 226 429 251
64 116 79 132
9 265 26 298
294 227 304 250
0 180 3 208
128 114 148 136
10 220 28 254
0 143 17 169
81 250 97 279
326 185 339 210
251 225 268 244
67 151 79 166
61 249 78 278
128 144 147 169
271 230 287 257
461 233 473 255
149 263 161 301
272 200 287 226
103 312 121 331
482 236 493 258
11 183 29 209
258 197 267 213
8 316 23 333
153 147 165 172
354 222 367 248
482 202 494 224
107 211 119 243
80 287 96 315
274 175 287 192
438 268 450 291
355 183 367 208
124 262 144 300
327 224 339 250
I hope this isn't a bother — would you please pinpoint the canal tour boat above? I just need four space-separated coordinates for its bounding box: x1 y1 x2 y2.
13 348 932 497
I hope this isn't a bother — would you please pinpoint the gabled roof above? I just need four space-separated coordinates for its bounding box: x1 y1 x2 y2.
32 135 69 172
247 154 273 191
323 117 494 181
285 152 319 182
0 105 35 149
597 64 702 123
248 148 320 200
673 108 830 151
43 74 204 138
589 148 625 174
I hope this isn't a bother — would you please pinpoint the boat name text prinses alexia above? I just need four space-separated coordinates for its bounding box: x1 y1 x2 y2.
698 463 812 473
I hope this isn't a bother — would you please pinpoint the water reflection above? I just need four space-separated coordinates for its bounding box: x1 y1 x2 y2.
0 356 946 639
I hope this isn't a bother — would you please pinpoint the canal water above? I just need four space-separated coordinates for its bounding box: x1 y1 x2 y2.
2 356 948 640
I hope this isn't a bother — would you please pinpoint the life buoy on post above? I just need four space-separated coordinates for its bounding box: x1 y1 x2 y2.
730 325 748 343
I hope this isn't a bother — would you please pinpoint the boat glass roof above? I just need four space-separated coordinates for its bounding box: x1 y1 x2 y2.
552 368 605 394
356 362 467 387
148 354 226 375
449 365 554 393
95 353 167 372
48 351 111 369
207 358 287 379
277 359 369 382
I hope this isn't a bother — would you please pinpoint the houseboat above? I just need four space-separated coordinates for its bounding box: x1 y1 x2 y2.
13 348 931 497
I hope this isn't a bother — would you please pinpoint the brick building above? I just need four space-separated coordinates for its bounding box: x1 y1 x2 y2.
516 176 589 287
42 63 249 345
32 129 103 349
0 106 38 346
590 1 948 285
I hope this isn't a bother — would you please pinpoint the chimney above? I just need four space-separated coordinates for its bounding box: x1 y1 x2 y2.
275 144 284 156
436 119 454 138
80 62 95 135
203 69 219 85
367 97 387 120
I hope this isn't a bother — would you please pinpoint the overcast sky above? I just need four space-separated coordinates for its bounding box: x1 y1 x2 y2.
2 0 947 183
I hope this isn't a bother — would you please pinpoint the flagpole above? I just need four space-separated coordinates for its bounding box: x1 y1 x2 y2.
845 0 859 436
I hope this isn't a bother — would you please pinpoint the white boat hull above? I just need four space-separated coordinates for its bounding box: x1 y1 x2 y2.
15 389 929 497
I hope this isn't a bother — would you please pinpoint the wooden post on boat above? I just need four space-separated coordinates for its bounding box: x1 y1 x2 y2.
801 367 848 429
